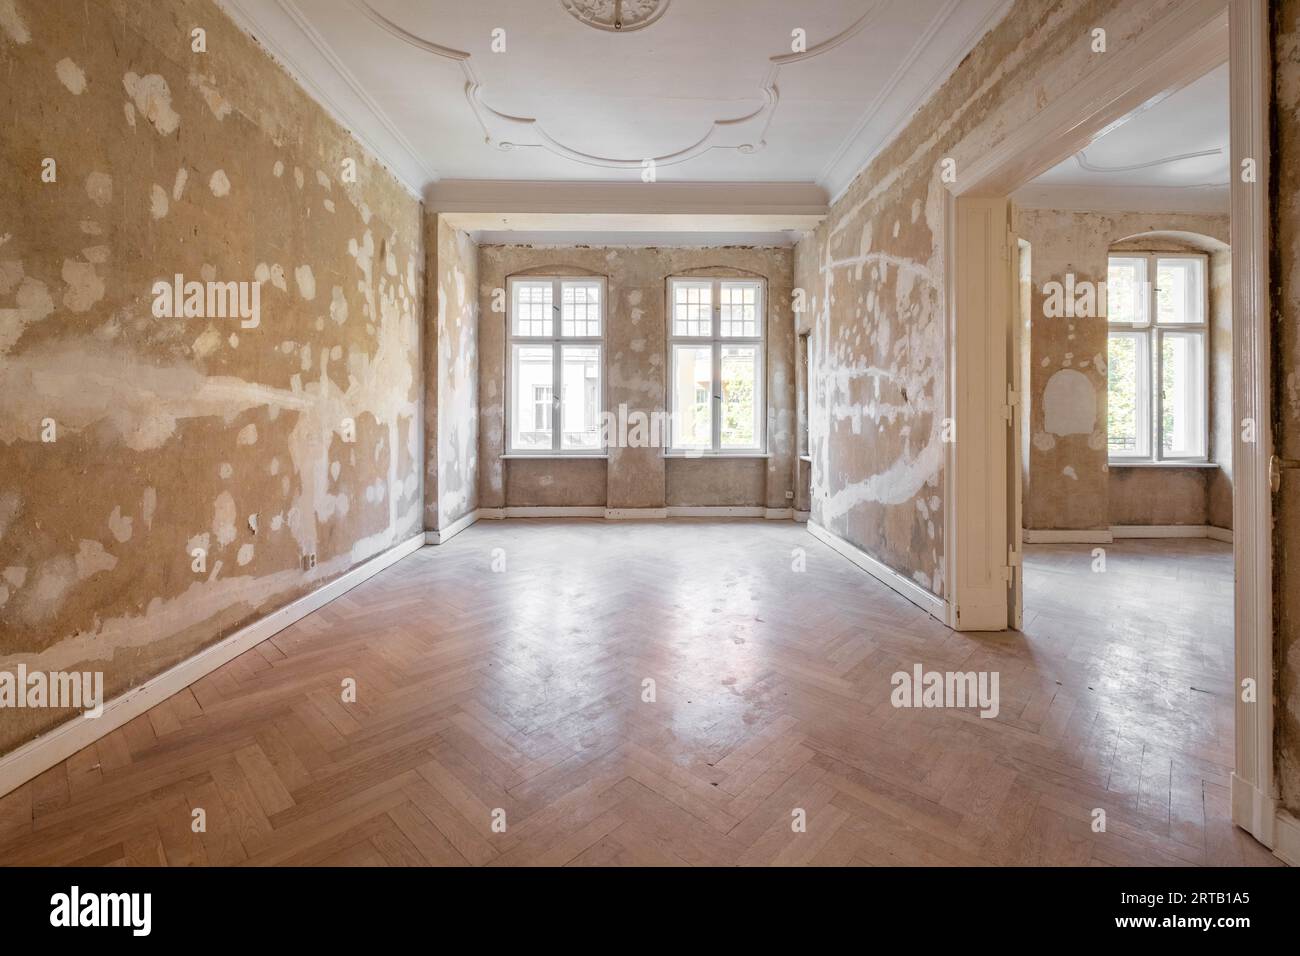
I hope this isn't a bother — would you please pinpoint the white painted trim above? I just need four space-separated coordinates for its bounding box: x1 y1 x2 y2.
1229 0 1277 847
604 508 671 520
763 508 794 520
665 506 763 518
0 533 426 801
428 509 480 545
1231 773 1277 848
792 510 810 524
215 0 429 197
1274 811 1300 867
806 521 946 622
1010 183 1230 215
1022 529 1113 544
1207 525 1234 543
1111 524 1215 539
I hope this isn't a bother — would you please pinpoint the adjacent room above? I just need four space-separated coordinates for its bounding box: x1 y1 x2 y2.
1 0 1298 876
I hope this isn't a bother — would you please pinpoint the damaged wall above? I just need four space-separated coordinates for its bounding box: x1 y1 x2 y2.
0 0 424 754
477 245 794 511
1014 209 1231 531
790 1 1213 597
424 214 478 531
1271 0 1300 817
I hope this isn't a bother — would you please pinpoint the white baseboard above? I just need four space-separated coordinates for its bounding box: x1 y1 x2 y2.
1023 525 1235 543
1274 810 1300 867
1111 524 1214 539
0 533 426 801
427 508 480 545
793 510 810 524
472 506 796 521
1022 529 1113 544
806 520 946 623
1230 772 1278 849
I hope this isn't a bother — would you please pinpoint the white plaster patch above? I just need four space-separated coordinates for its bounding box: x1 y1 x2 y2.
1042 368 1096 436
316 169 331 190
172 167 188 201
213 491 237 546
81 245 109 264
1032 431 1056 452
237 543 254 567
209 169 231 197
329 285 348 324
188 72 232 120
295 264 317 301
107 505 133 543
62 258 105 313
3 566 27 588
293 167 304 190
237 423 258 446
85 171 113 206
75 540 116 580
0 0 30 44
55 58 87 95
219 462 233 480
122 72 179 136
192 324 222 358
150 183 169 219
273 160 284 178
1063 465 1078 481
142 487 157 529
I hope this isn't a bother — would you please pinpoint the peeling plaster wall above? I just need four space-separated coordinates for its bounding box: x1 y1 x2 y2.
424 214 478 530
1014 209 1231 531
793 0 1199 598
1272 0 1300 815
0 0 423 754
477 245 794 511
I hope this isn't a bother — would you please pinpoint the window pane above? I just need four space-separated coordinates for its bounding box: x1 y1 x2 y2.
1160 331 1206 458
561 281 601 337
1107 257 1148 325
1107 333 1147 457
720 281 760 337
512 281 553 336
672 281 712 336
1155 258 1205 325
512 344 553 451
561 345 601 451
721 345 761 449
672 345 712 448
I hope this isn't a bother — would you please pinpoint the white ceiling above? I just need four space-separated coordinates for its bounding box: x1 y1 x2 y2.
1015 62 1229 214
220 0 1011 202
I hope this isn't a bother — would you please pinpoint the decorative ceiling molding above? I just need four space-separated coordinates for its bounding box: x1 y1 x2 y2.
1011 182 1230 215
1074 146 1223 174
560 0 671 34
352 0 887 172
216 0 437 196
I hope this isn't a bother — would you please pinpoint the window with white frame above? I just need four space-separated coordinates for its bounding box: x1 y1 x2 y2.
667 277 765 454
1106 253 1208 462
508 277 605 455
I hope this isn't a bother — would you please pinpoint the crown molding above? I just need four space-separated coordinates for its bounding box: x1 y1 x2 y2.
1074 146 1223 174
216 0 436 197
822 0 1015 204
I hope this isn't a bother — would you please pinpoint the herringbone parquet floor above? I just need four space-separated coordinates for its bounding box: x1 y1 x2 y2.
0 520 1280 866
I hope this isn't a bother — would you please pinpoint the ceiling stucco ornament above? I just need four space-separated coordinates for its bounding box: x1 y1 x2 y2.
560 0 670 33
351 0 884 171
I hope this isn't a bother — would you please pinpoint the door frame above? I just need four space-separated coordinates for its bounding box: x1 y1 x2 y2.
940 0 1279 850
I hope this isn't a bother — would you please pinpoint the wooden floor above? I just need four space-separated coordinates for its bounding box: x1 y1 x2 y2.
0 521 1279 866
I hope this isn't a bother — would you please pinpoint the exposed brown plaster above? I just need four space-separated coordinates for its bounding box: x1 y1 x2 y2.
0 0 422 752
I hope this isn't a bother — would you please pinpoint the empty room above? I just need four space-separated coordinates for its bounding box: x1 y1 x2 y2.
1 0 1299 917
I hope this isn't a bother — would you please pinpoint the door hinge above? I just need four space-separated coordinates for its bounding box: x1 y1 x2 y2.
1003 386 1017 424
1270 454 1300 493
1003 546 1021 585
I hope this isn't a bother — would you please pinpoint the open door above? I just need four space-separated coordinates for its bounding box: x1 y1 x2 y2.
1006 224 1026 630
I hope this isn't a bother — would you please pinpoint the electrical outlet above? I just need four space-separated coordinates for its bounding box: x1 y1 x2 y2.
302 551 317 571
784 491 794 499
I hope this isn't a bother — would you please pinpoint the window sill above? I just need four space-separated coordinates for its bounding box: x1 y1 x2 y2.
662 452 771 459
501 454 609 460
1108 460 1219 469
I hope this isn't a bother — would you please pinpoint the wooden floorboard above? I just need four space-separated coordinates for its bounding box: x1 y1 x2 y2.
0 520 1280 866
